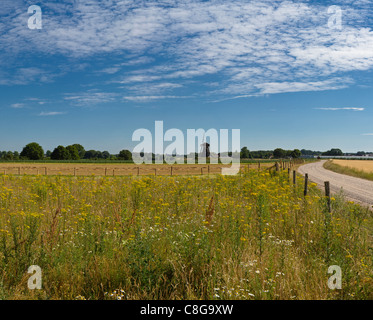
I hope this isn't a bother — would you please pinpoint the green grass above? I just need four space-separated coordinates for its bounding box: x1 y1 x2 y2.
0 170 371 300
324 161 373 182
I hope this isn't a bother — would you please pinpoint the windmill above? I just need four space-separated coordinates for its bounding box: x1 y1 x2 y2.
200 134 210 158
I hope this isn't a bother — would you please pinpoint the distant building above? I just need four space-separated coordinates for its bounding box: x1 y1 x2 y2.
200 142 210 158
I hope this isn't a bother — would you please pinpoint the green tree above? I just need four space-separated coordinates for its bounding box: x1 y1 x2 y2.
72 144 85 159
3 151 14 160
102 151 110 159
118 150 132 161
66 145 80 160
84 150 98 159
291 149 301 158
51 146 70 160
20 142 44 160
322 148 343 156
273 148 286 159
240 147 250 159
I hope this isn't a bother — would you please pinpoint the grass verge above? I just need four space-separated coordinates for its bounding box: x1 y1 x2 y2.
324 160 373 182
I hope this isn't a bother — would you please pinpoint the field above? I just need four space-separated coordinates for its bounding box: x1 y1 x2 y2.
0 162 276 177
324 160 373 181
332 160 373 173
0 166 371 300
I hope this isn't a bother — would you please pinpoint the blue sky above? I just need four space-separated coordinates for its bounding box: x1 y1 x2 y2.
1 0 373 154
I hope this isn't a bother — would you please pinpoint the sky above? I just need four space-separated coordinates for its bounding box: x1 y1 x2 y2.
1 0 373 154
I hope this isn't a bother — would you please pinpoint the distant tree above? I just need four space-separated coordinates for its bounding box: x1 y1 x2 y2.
95 151 103 159
102 151 110 159
356 151 366 156
240 147 250 159
273 148 286 159
291 149 301 158
84 150 98 159
51 146 70 160
13 151 20 160
20 142 44 160
322 148 343 156
45 150 52 158
72 144 85 159
3 151 14 160
66 145 80 160
118 150 132 161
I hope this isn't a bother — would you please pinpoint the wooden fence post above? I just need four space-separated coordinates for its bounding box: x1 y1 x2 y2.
324 181 331 213
275 162 279 172
304 173 308 197
137 167 140 176
293 170 296 185
105 168 107 176
171 166 173 176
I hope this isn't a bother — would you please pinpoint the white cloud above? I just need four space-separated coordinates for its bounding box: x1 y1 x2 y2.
123 82 183 95
315 107 365 111
64 91 118 106
39 111 66 116
1 0 373 98
10 103 25 109
123 95 191 102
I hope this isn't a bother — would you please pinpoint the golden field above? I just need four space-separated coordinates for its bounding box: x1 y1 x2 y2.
332 160 373 173
0 162 274 177
0 168 371 300
325 160 373 182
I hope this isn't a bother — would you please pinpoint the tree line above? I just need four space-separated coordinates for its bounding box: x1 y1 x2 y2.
0 143 133 161
0 143 358 162
240 147 349 159
240 147 302 159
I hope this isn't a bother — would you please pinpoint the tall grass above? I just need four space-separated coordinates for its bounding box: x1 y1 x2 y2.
324 160 373 182
0 170 371 300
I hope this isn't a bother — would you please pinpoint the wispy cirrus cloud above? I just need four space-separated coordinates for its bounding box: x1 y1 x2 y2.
10 103 25 109
64 90 118 106
1 0 373 99
315 107 365 111
38 111 66 116
123 95 192 102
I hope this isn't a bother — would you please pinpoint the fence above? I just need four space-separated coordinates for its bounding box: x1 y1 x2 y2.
0 159 308 179
0 165 234 177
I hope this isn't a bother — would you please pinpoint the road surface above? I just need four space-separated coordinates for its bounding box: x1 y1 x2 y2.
298 160 373 209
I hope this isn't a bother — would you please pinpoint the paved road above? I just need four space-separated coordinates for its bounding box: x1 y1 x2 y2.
298 160 373 209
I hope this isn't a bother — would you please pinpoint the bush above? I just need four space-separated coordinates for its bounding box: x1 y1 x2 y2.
51 146 70 160
20 143 44 160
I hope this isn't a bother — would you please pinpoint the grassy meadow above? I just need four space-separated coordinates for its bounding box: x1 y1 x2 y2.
0 168 372 300
324 160 373 182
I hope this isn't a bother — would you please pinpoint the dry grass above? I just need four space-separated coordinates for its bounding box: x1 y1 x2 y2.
0 169 371 300
0 162 276 177
324 160 373 182
333 160 373 173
